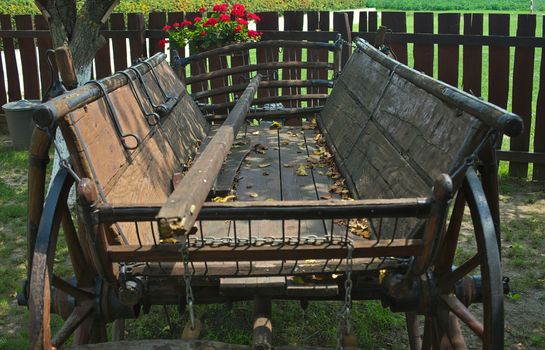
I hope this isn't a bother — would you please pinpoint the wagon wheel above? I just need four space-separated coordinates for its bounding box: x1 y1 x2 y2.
406 167 504 349
28 168 106 349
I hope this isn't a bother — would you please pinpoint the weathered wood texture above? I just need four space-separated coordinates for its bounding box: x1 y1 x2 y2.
58 58 209 245
319 47 485 237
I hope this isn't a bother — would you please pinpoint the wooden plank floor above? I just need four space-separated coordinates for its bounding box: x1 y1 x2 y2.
198 121 341 242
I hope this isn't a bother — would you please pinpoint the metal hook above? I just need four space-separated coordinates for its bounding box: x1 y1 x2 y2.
86 80 142 151
118 70 161 126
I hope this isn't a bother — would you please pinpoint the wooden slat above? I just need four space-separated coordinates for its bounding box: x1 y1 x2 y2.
438 13 460 87
306 11 330 106
94 22 112 79
256 12 279 98
278 126 327 237
510 14 536 178
488 14 510 110
110 13 127 71
148 12 166 56
368 11 378 32
358 11 368 32
282 11 304 109
463 13 483 96
533 19 545 180
496 150 545 165
15 15 40 100
128 13 146 63
35 15 55 100
184 12 207 97
206 7 228 106
381 11 407 64
1 15 22 102
333 12 353 68
413 12 434 76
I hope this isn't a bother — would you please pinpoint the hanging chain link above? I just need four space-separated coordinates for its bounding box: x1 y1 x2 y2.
181 237 196 329
336 241 354 350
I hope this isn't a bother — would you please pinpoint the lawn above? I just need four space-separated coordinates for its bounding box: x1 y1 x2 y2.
1 128 544 349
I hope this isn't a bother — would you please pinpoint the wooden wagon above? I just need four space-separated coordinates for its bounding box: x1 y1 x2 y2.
20 36 522 349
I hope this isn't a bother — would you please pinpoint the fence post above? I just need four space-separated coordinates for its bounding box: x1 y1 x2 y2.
462 13 483 97
381 11 407 64
128 13 146 63
333 11 353 68
510 14 536 178
413 12 434 76
1 15 22 102
438 13 460 87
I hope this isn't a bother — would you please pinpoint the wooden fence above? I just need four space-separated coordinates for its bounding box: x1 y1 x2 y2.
1 11 544 180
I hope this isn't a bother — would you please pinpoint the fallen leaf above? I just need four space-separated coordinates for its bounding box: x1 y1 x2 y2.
283 163 293 168
212 195 236 203
320 194 332 200
248 192 259 198
262 171 270 176
258 163 271 168
252 131 260 135
270 121 282 129
253 143 268 154
160 238 179 244
250 118 261 126
281 140 290 146
296 165 308 176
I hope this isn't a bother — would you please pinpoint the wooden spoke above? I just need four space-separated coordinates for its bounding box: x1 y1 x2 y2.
438 254 480 292
52 275 94 301
406 312 423 350
421 317 433 350
51 301 94 347
447 313 467 350
440 294 483 339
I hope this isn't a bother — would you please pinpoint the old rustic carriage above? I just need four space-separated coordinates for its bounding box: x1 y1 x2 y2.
20 35 521 349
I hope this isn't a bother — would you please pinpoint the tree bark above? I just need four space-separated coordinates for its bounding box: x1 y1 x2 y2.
35 0 119 82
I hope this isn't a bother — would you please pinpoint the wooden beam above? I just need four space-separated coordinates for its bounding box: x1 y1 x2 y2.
157 75 262 238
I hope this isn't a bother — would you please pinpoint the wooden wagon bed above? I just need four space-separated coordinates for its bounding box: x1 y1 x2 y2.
23 37 523 350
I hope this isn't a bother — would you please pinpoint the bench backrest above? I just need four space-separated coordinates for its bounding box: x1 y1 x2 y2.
52 54 209 244
319 39 521 237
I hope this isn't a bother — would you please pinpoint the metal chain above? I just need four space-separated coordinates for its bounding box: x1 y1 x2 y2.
336 242 354 350
185 234 352 248
181 237 196 329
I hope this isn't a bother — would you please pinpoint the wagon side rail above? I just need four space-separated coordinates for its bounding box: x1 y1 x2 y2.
172 37 344 120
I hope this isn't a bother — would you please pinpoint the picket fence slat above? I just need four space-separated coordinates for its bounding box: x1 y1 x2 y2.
510 14 537 178
463 13 483 97
382 11 407 64
413 12 434 76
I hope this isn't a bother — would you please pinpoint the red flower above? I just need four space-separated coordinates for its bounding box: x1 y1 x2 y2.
219 14 231 22
236 17 249 26
163 24 172 31
181 20 192 27
231 3 245 17
248 30 259 38
158 38 169 48
199 7 206 12
194 16 202 23
213 3 229 13
200 31 206 36
172 22 180 28
234 25 242 33
247 12 261 22
203 17 218 26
